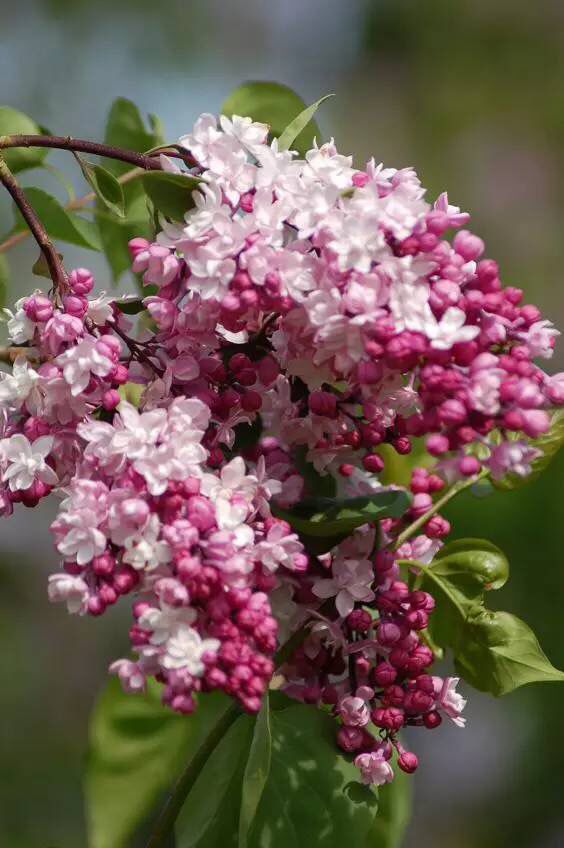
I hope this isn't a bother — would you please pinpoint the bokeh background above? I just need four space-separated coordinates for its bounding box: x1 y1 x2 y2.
1 0 564 845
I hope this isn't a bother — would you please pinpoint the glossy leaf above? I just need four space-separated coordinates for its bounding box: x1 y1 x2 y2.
85 679 234 848
239 695 272 848
418 539 508 649
103 98 164 165
176 698 379 848
365 767 411 848
455 609 564 696
222 81 319 156
493 411 564 491
141 171 201 220
75 155 125 217
13 187 101 250
273 490 410 543
0 106 49 172
278 94 334 152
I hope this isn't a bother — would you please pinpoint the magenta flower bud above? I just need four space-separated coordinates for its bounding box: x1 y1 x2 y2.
453 229 485 261
382 684 405 707
357 360 383 385
520 409 550 438
241 390 262 412
458 455 480 476
24 293 53 322
102 389 121 411
97 334 121 360
336 725 364 753
423 710 443 729
398 751 419 774
371 706 405 732
425 514 450 539
156 577 190 607
377 621 402 647
62 294 88 318
410 492 432 518
309 390 338 418
87 596 105 616
92 553 115 577
187 495 216 531
257 356 279 386
229 353 252 373
392 436 412 455
346 609 372 633
426 434 449 456
439 398 467 426
111 364 129 385
362 452 385 473
128 237 150 259
68 267 95 294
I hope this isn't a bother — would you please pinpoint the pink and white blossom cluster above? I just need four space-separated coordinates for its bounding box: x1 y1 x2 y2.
1 111 563 786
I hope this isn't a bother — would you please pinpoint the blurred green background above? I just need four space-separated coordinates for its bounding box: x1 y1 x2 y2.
1 0 563 845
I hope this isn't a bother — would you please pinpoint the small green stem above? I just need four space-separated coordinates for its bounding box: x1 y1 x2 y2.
393 470 487 550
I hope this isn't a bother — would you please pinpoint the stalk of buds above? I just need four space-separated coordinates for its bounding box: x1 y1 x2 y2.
0 111 562 786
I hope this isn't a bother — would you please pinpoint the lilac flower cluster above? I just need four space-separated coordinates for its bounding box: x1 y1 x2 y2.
1 111 562 785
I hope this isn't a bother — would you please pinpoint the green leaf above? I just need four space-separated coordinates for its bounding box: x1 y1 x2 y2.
493 410 564 490
278 94 334 152
365 767 411 848
75 154 125 217
85 679 234 848
418 538 509 650
414 540 564 696
0 254 8 307
239 695 272 848
115 296 145 315
32 250 64 279
222 81 320 156
103 98 162 172
141 171 201 221
273 490 410 553
13 187 101 250
176 699 379 848
0 106 49 172
293 445 337 499
455 609 564 696
97 97 164 281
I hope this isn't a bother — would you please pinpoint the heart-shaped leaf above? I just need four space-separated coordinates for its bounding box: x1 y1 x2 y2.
455 609 564 696
239 695 272 848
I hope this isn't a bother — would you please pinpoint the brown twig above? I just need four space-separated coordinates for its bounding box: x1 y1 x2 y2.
0 155 67 293
0 134 163 172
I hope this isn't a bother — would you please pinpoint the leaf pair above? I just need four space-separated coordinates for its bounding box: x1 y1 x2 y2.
408 539 564 695
86 683 408 848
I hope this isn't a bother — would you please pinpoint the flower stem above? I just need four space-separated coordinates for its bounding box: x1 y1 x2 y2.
0 154 67 293
393 470 487 550
0 134 162 172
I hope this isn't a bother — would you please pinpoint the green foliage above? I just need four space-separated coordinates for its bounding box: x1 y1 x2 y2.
277 94 334 152
175 695 379 848
365 767 411 848
32 251 63 279
141 171 201 221
222 82 322 155
238 696 271 848
13 186 101 249
97 97 164 281
454 609 564 696
273 490 410 553
493 411 564 491
415 539 564 695
85 679 233 848
74 155 125 217
0 106 49 173
85 682 387 848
